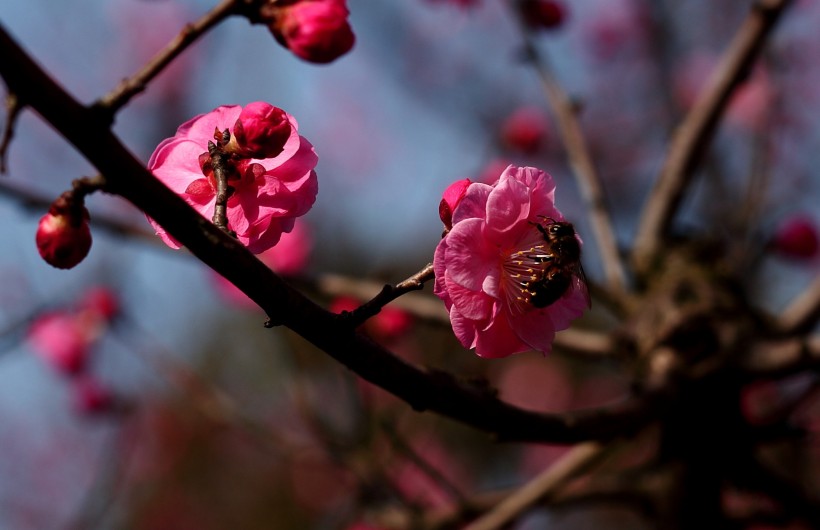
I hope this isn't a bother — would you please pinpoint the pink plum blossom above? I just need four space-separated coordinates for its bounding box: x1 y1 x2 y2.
500 106 551 154
433 165 588 358
147 103 318 254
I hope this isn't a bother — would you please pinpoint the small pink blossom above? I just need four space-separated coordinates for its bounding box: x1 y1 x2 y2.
265 0 355 64
35 194 92 270
439 178 471 230
78 286 120 321
433 165 588 358
28 313 91 375
147 103 318 254
500 106 550 154
771 215 819 260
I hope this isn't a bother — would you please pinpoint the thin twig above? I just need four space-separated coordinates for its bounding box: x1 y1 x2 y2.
318 271 618 358
632 0 794 276
342 264 435 328
464 441 611 530
518 35 628 300
93 0 241 121
742 335 820 378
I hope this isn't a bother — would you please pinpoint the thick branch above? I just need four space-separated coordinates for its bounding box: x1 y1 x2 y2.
0 24 655 445
632 0 793 276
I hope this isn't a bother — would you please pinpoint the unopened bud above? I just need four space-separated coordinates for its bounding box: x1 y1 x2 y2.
36 193 92 269
439 178 472 230
266 0 355 64
519 0 566 30
228 102 292 159
771 215 819 260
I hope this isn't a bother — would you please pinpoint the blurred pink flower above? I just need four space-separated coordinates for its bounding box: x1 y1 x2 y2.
78 286 120 322
439 178 471 230
147 103 318 254
28 313 91 375
214 220 313 307
433 165 588 358
329 296 413 340
72 375 114 415
500 106 550 154
519 0 567 31
265 0 355 64
771 215 819 260
674 53 774 130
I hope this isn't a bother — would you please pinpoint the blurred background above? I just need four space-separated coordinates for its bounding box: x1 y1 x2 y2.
0 0 818 528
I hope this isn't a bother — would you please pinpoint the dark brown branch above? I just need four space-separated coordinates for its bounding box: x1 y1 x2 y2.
93 0 241 121
342 263 435 328
632 0 793 276
0 23 656 445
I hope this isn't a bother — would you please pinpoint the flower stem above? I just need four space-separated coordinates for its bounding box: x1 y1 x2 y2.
208 139 234 234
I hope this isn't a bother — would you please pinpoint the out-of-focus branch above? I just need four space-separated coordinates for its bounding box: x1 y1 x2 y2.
318 272 618 358
775 275 820 335
464 441 611 530
632 0 793 276
0 25 655 445
93 0 242 121
743 335 820 377
1 92 22 172
518 36 628 301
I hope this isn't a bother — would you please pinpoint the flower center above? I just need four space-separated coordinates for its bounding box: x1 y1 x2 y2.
501 227 557 314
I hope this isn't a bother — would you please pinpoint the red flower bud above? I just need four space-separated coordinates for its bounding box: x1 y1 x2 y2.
268 0 355 64
230 102 292 159
771 215 819 260
73 376 114 415
439 178 472 230
520 0 567 30
36 194 92 269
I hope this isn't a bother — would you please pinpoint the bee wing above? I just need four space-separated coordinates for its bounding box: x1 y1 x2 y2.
573 263 592 309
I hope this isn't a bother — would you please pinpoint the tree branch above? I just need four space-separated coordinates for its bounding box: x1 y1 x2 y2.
93 0 242 122
519 35 629 300
776 274 820 335
0 23 655 445
632 0 793 276
464 441 612 530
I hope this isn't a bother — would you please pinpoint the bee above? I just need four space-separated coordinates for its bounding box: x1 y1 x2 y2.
524 217 591 309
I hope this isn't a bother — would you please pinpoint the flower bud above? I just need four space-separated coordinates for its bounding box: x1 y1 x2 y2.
500 106 549 154
519 0 567 30
267 0 355 64
228 102 292 159
36 193 92 269
28 313 90 375
72 375 114 415
771 215 819 260
439 178 472 230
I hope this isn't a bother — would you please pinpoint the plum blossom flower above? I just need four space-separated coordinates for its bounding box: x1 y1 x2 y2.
263 0 355 64
433 165 588 358
147 103 318 254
